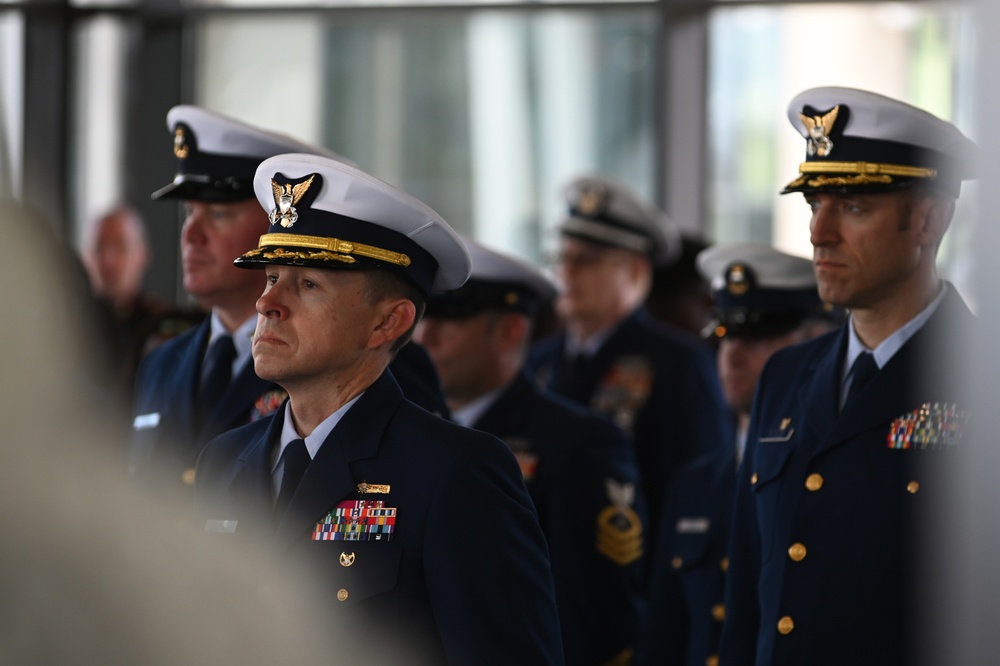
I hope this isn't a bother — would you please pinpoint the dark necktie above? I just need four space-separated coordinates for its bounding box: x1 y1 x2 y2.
844 351 878 409
556 352 586 394
274 438 311 518
199 334 237 418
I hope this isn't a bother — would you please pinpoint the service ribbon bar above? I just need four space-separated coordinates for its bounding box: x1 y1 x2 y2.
312 500 397 542
888 402 970 450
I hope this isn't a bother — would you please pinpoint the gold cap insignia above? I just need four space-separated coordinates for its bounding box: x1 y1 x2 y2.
576 182 610 217
173 127 189 160
269 174 316 229
726 263 749 296
799 105 839 157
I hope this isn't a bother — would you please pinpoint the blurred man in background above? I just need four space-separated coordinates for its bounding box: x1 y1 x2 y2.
528 174 731 567
639 243 840 666
83 204 201 408
418 237 646 665
645 232 715 342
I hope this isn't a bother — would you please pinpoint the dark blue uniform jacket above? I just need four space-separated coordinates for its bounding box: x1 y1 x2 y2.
527 308 731 560
639 446 736 666
720 285 974 666
195 371 565 666
474 372 647 665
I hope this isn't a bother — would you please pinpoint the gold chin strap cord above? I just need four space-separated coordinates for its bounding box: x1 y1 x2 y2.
797 161 938 180
256 232 412 267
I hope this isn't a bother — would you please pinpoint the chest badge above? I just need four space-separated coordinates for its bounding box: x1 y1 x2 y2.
596 479 643 566
357 482 391 494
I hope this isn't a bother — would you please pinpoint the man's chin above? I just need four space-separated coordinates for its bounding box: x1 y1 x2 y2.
182 279 216 303
816 283 848 308
251 359 282 384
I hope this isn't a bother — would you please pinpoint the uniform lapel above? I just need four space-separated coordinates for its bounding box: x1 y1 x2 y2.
222 412 285 543
565 310 641 402
813 286 973 457
271 372 406 549
796 327 845 452
177 319 212 445
474 374 531 435
818 344 918 452
199 362 273 441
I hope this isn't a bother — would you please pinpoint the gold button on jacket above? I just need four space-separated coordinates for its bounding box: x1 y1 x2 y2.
711 603 725 622
787 543 807 561
805 473 823 491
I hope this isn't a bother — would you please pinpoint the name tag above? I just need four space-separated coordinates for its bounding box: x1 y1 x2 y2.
676 517 710 534
133 412 161 430
204 519 238 534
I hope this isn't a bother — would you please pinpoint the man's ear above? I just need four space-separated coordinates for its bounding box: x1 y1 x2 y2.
368 299 416 350
916 195 954 248
496 312 529 352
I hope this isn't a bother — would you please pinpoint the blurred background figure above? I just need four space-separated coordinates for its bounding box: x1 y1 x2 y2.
82 203 202 410
638 243 841 666
701 244 843 453
83 204 152 319
645 233 715 343
528 173 731 573
417 236 647 665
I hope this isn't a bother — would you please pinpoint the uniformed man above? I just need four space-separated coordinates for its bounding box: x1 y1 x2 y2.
82 204 203 411
130 106 448 507
416 237 647 665
527 174 731 559
719 87 977 665
639 244 840 666
194 153 564 664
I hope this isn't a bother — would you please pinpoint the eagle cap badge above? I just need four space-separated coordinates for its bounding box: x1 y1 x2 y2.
269 174 316 229
799 104 840 157
725 262 751 296
575 181 610 218
173 127 189 160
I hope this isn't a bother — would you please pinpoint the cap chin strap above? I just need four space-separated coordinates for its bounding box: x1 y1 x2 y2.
255 232 412 267
798 161 938 179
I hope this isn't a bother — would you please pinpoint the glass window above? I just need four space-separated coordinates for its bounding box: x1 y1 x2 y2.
69 15 130 247
707 2 977 297
194 7 658 263
0 11 24 200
